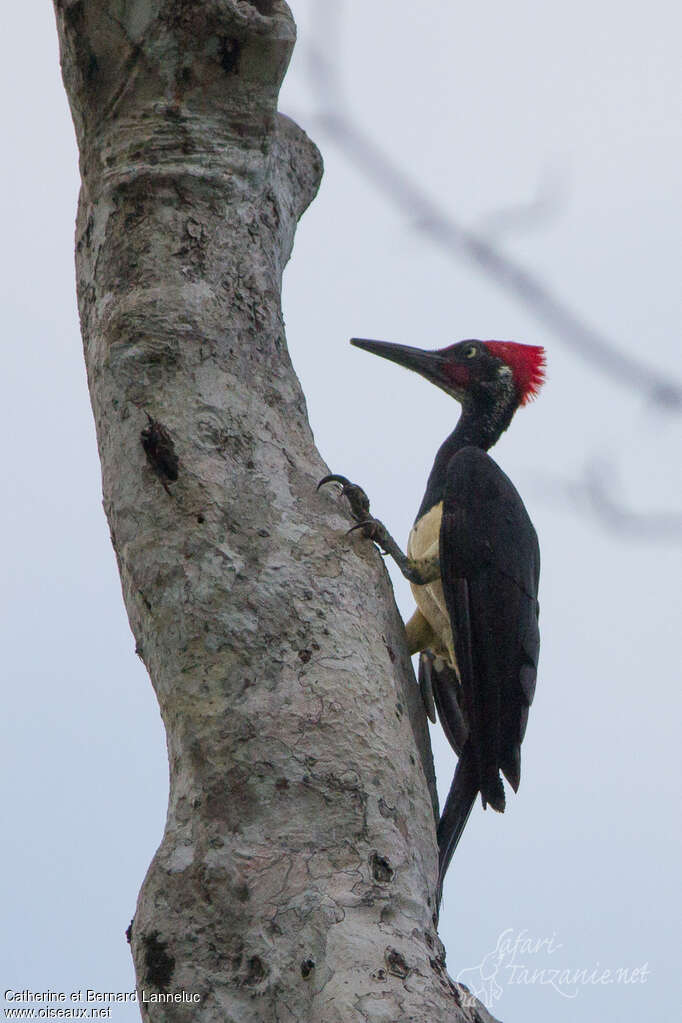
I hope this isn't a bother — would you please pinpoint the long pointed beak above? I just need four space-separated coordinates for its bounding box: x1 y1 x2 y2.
350 337 452 393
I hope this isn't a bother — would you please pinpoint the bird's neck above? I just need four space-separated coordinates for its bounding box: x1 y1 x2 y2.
415 398 516 521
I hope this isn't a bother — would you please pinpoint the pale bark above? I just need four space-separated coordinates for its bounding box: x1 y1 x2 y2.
53 1 497 1020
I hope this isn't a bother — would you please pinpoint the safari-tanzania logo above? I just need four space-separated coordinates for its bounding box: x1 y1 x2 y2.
456 928 649 1010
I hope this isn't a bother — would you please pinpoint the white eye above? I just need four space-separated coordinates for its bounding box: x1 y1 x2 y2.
464 344 478 359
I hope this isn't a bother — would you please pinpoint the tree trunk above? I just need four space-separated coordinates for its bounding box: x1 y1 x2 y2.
53 1 497 1019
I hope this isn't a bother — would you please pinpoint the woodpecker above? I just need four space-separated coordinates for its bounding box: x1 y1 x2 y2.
319 337 545 895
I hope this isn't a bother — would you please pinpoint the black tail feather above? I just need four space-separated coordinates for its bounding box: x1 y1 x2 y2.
436 752 479 900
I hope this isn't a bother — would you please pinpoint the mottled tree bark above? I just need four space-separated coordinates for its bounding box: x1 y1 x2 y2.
53 1 497 1020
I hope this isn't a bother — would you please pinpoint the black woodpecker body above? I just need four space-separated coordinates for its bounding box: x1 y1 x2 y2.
320 336 545 896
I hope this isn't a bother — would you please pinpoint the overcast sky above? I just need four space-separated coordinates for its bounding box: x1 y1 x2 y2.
2 3 680 1021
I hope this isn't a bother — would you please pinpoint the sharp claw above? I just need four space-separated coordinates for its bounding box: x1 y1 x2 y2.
318 474 372 526
317 473 353 491
347 520 378 538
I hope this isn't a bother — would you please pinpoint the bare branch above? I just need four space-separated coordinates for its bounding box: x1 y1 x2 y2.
475 165 567 242
534 463 682 542
300 16 682 413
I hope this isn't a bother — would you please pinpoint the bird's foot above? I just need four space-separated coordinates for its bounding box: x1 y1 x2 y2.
318 474 397 553
317 475 373 532
318 474 439 586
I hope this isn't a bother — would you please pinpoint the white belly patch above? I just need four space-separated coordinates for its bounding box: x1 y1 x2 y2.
407 501 456 667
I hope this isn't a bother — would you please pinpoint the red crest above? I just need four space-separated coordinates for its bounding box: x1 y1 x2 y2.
483 341 546 405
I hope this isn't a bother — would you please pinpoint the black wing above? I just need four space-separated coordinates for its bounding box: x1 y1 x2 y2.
436 445 540 885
